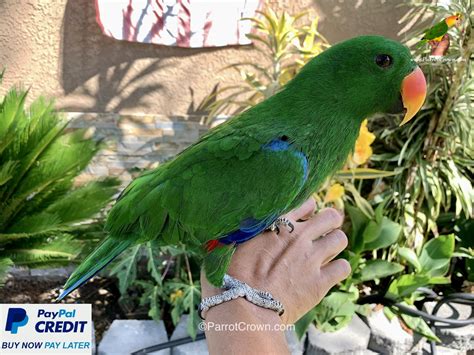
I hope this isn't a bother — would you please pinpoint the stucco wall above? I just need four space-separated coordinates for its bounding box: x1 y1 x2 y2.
0 0 419 116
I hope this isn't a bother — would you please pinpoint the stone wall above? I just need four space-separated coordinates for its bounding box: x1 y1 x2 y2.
68 113 208 184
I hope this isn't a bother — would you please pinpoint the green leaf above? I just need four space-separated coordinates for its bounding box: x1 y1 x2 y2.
295 307 318 339
355 304 371 317
345 204 370 253
384 306 396 321
146 243 163 285
387 274 430 299
419 234 455 277
357 260 404 282
110 245 141 294
44 178 119 224
313 291 357 332
168 280 201 339
345 184 374 218
6 234 81 267
183 283 201 340
335 168 400 179
398 247 422 271
400 312 441 342
428 276 450 284
0 161 18 186
345 251 361 277
0 258 13 286
374 203 385 223
148 286 162 322
362 220 382 245
363 217 402 251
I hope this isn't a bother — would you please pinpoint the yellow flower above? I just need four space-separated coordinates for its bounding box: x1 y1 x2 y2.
352 119 375 166
170 289 183 303
324 183 345 203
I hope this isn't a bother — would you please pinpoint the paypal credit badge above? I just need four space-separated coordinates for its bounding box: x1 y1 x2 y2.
0 304 92 354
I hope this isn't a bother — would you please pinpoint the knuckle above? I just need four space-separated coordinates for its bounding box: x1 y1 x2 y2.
323 208 343 227
307 198 317 212
332 229 348 249
323 229 346 250
337 258 352 277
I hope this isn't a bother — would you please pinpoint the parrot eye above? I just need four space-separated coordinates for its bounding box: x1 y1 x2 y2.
375 54 393 68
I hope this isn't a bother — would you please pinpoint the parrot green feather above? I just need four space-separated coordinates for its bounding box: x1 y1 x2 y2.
204 244 236 286
59 35 418 297
58 238 133 300
422 20 449 40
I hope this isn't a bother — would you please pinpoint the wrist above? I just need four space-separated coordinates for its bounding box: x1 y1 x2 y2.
203 296 289 355
205 295 283 325
201 275 285 323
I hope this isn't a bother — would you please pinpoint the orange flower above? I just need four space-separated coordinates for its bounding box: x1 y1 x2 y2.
352 119 375 165
324 183 345 203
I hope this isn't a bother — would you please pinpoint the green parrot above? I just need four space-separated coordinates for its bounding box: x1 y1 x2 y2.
58 35 426 300
418 13 462 45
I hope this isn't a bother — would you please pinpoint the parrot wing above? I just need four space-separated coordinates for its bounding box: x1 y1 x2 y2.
108 129 309 245
60 123 311 296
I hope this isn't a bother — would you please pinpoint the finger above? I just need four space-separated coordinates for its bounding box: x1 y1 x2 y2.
301 208 343 241
318 259 351 295
286 197 316 221
312 229 348 265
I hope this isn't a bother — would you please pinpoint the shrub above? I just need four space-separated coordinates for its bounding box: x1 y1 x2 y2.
0 71 120 283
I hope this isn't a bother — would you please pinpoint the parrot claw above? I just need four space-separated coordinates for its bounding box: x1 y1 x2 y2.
268 217 295 235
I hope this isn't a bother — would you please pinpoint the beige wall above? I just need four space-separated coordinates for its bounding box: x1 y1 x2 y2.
0 0 423 116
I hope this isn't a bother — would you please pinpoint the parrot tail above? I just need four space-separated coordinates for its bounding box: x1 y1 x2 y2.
56 237 133 301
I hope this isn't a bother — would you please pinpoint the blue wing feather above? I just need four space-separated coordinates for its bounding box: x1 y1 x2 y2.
218 138 308 245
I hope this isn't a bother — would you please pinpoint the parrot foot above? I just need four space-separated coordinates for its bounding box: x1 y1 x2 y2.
268 217 295 235
198 274 284 319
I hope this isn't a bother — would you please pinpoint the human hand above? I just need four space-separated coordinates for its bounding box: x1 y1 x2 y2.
429 34 450 56
201 197 351 325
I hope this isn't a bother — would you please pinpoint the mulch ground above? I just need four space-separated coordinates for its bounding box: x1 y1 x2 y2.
0 276 135 342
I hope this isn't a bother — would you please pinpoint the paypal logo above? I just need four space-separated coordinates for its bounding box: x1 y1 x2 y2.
5 308 29 334
1 304 91 354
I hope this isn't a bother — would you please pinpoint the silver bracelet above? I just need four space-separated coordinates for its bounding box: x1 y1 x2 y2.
198 274 285 320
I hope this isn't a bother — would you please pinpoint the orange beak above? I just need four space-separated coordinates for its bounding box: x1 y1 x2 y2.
399 66 427 126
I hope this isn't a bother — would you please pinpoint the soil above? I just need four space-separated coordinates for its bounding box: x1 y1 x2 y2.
0 275 133 342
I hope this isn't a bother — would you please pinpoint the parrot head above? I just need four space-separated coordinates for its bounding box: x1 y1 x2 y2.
445 13 463 28
292 36 427 126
